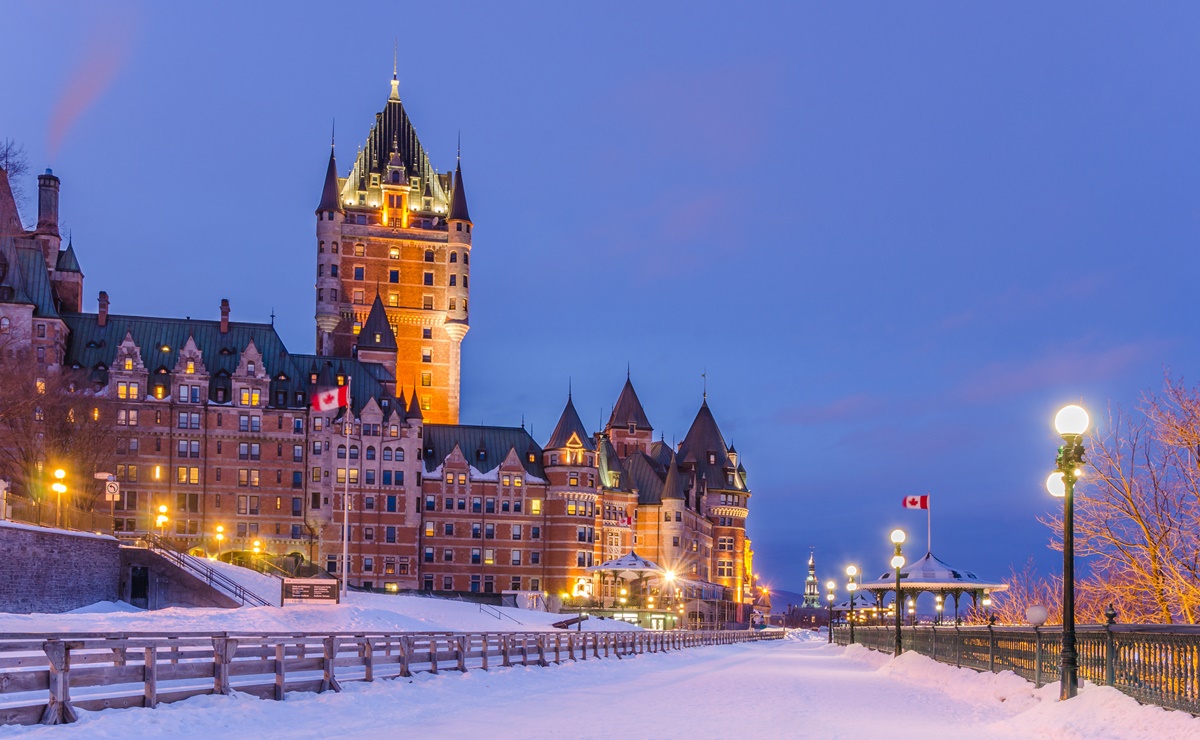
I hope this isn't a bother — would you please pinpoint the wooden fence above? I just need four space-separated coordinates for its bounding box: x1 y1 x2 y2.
836 624 1200 715
0 628 782 726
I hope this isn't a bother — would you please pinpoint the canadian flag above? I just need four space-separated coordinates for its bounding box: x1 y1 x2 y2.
311 385 349 412
902 495 929 510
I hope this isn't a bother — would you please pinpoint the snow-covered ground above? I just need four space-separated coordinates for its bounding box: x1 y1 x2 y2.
1 628 1194 738
0 591 644 634
186 556 283 606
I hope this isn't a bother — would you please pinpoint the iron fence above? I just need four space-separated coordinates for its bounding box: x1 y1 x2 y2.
835 624 1200 715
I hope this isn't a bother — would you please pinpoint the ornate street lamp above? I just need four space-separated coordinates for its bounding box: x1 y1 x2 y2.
891 529 906 657
825 580 836 643
155 504 169 537
845 565 859 645
215 525 225 559
935 594 943 625
1047 403 1089 700
907 597 915 626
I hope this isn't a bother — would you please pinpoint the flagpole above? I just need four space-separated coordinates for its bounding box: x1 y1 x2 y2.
341 377 352 599
927 493 932 554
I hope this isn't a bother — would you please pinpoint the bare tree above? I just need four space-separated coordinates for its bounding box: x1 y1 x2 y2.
982 559 1063 626
1040 384 1200 624
0 138 30 218
0 343 119 513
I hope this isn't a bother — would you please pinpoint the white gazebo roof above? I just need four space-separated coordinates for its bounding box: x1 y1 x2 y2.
586 550 666 575
859 551 1008 594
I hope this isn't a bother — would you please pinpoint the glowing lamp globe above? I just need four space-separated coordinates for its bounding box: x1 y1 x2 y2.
1026 605 1049 627
825 580 836 591
845 565 857 577
891 555 905 569
1054 405 1090 436
890 529 906 545
1046 472 1067 498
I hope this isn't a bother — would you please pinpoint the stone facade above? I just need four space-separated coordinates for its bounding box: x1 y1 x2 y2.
0 522 119 613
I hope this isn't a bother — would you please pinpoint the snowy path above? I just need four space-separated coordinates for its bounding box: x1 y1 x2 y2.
2 634 1197 738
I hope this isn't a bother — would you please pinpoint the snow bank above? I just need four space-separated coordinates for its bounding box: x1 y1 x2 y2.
0 590 642 635
189 556 283 606
0 519 115 541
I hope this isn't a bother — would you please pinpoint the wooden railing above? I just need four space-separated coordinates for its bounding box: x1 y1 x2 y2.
0 628 782 726
836 624 1200 715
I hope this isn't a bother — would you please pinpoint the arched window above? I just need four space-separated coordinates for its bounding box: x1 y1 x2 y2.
389 247 400 260
349 445 360 460
337 445 346 459
424 249 435 263
0 317 9 333
463 252 469 265
382 448 392 461
366 446 376 460
449 252 457 263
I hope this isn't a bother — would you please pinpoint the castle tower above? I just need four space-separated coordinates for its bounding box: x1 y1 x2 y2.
314 70 470 423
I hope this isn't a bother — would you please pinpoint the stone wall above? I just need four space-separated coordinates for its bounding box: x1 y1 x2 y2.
0 521 120 613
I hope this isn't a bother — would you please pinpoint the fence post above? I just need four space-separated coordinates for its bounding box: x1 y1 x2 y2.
988 622 995 673
364 639 376 681
321 637 342 692
212 637 237 696
537 634 548 667
144 646 158 708
1104 604 1118 687
40 640 78 725
274 643 286 700
400 636 412 677
482 634 490 671
954 625 961 668
1033 627 1042 688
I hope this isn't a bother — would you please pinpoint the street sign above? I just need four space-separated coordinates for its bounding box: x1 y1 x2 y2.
104 480 120 502
282 578 340 606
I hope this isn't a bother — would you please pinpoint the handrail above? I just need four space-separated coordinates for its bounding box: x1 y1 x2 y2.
479 603 523 624
143 534 274 607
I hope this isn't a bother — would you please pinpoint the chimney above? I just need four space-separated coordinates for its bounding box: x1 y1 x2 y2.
98 291 109 328
37 169 60 236
220 299 230 333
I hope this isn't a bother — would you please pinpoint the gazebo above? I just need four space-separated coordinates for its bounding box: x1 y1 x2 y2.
858 551 1008 623
586 551 671 609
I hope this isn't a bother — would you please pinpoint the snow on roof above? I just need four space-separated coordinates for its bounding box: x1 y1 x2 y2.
859 551 1009 593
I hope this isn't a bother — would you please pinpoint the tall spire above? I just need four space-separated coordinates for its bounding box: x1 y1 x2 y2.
390 46 400 101
546 393 595 451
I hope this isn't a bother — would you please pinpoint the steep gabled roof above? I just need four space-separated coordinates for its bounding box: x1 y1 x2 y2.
343 83 448 208
621 451 668 505
357 294 396 351
448 161 471 222
608 376 652 431
422 424 545 477
316 148 341 213
406 389 424 421
546 394 595 451
0 236 32 306
660 452 684 500
16 245 58 317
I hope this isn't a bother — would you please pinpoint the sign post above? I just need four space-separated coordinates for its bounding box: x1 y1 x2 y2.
282 578 341 606
95 473 118 534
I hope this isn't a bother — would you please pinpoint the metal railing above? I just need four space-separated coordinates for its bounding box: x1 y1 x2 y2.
138 534 275 608
836 624 1200 715
2 495 114 534
0 627 783 725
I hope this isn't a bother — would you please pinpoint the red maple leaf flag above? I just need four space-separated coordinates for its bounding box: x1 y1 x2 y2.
311 385 349 412
902 494 929 510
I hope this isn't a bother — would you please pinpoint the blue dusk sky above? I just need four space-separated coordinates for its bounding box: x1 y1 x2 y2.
2 2 1198 594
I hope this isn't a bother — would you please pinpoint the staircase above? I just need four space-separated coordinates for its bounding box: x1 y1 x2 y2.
126 534 275 607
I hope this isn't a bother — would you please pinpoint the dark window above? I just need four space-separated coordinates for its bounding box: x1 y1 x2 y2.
389 270 399 283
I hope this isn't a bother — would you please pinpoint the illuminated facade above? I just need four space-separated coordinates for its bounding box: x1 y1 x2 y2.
0 71 758 625
315 71 471 425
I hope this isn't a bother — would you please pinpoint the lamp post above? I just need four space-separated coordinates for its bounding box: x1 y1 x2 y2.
935 595 943 625
51 469 67 528
890 529 906 657
1047 403 1089 701
215 525 224 560
155 504 169 537
825 580 836 643
845 565 858 645
907 597 915 626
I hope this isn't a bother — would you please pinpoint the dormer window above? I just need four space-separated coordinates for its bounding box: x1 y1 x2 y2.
708 452 716 465
185 360 195 374
247 362 255 375
628 423 636 434
123 358 133 371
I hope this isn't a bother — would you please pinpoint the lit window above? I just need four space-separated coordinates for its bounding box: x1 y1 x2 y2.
353 290 365 305
421 373 431 387
186 360 195 374
123 358 133 370
421 395 431 411
389 248 400 259
388 293 398 307
530 499 542 515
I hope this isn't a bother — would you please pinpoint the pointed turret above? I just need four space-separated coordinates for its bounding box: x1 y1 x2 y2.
55 241 81 273
448 160 471 223
546 393 595 451
608 376 651 431
0 166 22 239
661 452 684 500
357 295 396 351
315 148 341 214
406 388 424 421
